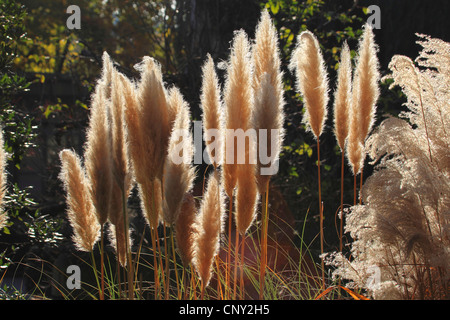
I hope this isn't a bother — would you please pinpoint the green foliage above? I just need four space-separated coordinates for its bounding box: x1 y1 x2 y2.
0 0 37 169
0 1 65 283
0 283 28 300
0 0 36 218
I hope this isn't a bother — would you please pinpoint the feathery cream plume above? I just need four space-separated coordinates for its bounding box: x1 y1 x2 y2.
106 69 135 268
110 69 131 188
235 165 259 235
134 57 170 182
200 54 223 169
251 10 285 192
163 87 196 225
289 30 329 287
253 73 285 191
252 9 284 106
347 24 380 175
226 30 260 235
193 170 225 287
289 30 329 139
84 84 113 226
175 193 197 268
352 24 380 145
138 179 163 231
123 57 170 229
333 42 352 152
101 52 114 100
122 73 145 182
59 149 100 252
346 137 364 176
107 198 128 267
223 30 254 198
252 12 286 296
167 86 183 129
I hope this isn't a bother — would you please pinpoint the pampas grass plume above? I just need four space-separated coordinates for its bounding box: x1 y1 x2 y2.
223 29 254 198
253 72 284 192
252 10 285 192
124 57 170 230
107 198 129 266
352 24 380 145
163 87 196 225
347 24 380 175
193 171 225 287
175 193 197 268
235 165 259 235
289 30 329 139
134 57 170 182
110 69 130 187
100 52 114 100
59 149 100 252
84 84 113 226
333 42 352 151
252 9 284 107
200 54 223 169
138 179 163 230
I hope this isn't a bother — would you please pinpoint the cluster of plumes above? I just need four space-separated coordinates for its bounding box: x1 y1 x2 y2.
58 9 286 289
194 9 285 286
290 23 380 177
289 24 380 177
222 9 286 236
0 128 8 230
325 34 450 300
58 52 195 266
289 23 380 177
59 53 132 260
346 24 380 175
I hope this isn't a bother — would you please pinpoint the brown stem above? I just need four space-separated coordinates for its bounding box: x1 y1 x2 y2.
359 168 363 205
259 180 270 300
100 224 105 300
338 152 344 293
150 224 159 299
227 197 233 299
339 152 344 254
164 222 169 300
115 228 122 299
120 186 134 300
233 229 239 299
317 138 324 289
240 234 245 300
170 224 180 300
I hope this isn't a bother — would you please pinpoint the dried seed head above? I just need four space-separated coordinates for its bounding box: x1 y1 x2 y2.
223 30 254 197
193 171 225 287
289 30 329 139
59 149 100 252
84 84 113 225
333 42 352 151
175 193 197 267
200 54 223 169
163 88 196 225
